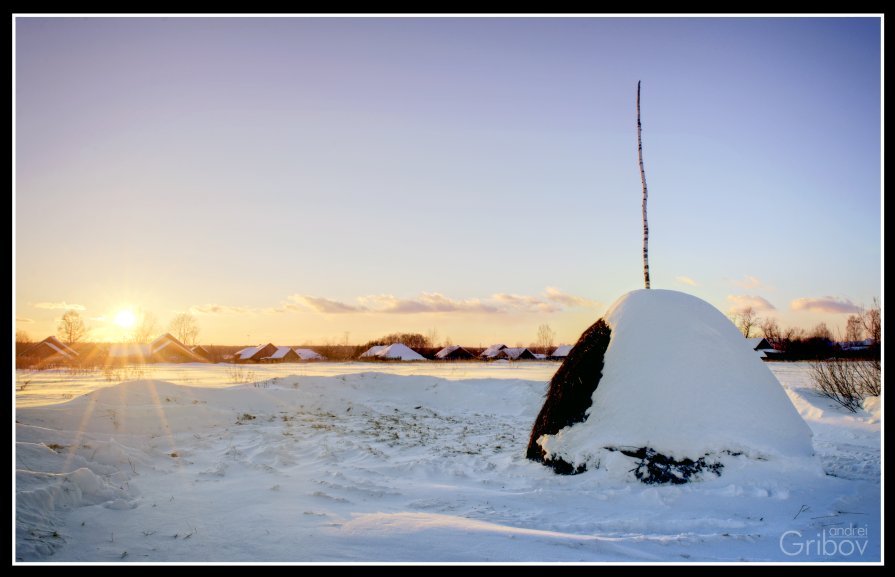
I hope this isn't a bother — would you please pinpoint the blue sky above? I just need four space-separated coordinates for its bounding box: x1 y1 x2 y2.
14 16 882 345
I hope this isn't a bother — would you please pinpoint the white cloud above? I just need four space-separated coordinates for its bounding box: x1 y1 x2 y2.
790 297 862 314
492 293 560 313
34 301 86 311
726 294 776 313
288 295 365 314
359 293 500 314
16 316 34 324
265 287 600 316
675 275 698 287
190 303 255 315
544 287 600 308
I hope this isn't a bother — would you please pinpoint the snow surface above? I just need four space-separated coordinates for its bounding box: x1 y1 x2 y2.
15 361 880 562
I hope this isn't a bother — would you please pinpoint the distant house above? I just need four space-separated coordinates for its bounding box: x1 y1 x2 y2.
151 333 209 363
261 346 302 363
745 337 780 360
108 334 207 363
480 344 507 359
435 345 475 360
19 336 79 362
233 343 278 363
360 343 427 361
746 337 772 351
496 347 537 360
840 339 874 351
191 345 213 361
294 348 324 361
550 345 573 360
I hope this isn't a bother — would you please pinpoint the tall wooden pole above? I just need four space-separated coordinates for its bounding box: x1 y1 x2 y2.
637 80 651 289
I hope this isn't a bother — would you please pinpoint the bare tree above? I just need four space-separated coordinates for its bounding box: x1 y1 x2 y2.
783 326 805 342
169 313 200 346
845 314 864 343
132 312 159 344
637 80 651 289
57 310 88 345
733 307 760 338
536 323 556 355
862 298 881 345
760 317 781 343
811 322 833 341
811 358 880 412
15 330 32 344
426 328 441 350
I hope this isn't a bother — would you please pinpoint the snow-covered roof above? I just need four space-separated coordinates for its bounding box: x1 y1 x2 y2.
153 340 175 354
533 353 547 360
360 345 388 358
501 347 532 360
377 343 427 361
362 343 427 361
294 348 324 360
551 345 573 357
235 345 268 360
149 333 206 361
746 337 773 351
435 345 460 359
43 336 78 358
22 336 80 359
480 344 507 358
268 346 294 360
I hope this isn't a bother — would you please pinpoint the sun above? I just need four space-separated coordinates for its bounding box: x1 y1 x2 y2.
114 309 137 328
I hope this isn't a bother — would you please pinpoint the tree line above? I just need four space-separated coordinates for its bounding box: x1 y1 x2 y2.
730 299 881 360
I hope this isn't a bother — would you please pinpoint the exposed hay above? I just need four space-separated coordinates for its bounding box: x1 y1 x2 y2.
526 318 612 472
618 447 724 485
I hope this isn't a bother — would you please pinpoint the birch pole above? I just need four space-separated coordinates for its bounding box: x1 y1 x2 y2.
636 80 651 289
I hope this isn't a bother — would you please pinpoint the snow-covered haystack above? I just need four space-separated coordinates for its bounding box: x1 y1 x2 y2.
528 289 813 483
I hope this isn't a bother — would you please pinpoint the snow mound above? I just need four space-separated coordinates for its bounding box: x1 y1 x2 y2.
538 290 813 471
862 396 880 423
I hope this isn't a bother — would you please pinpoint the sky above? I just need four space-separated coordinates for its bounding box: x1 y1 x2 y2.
14 16 882 346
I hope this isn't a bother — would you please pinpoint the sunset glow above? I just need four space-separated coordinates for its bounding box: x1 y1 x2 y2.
13 17 881 346
114 309 137 329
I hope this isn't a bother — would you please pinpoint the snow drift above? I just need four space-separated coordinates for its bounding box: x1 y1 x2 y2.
532 289 813 480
